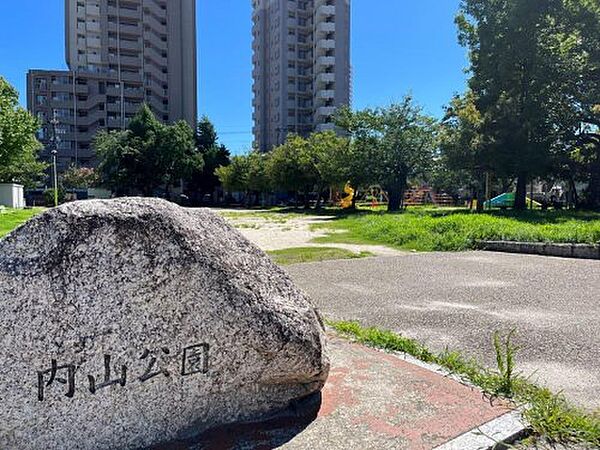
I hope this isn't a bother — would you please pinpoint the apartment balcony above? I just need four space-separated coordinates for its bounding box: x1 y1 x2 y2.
317 72 335 84
144 32 167 51
316 106 336 117
86 22 101 32
109 38 140 51
108 54 142 67
145 78 168 97
123 88 144 99
143 1 166 19
147 68 168 84
145 46 167 63
317 22 336 33
316 122 336 132
106 102 121 113
86 37 102 48
316 5 336 18
107 117 125 129
74 84 89 95
49 116 75 127
144 62 168 79
79 95 111 111
317 39 335 50
120 71 143 82
148 97 169 115
144 37 167 55
49 83 77 94
75 110 106 127
48 99 74 109
317 89 335 99
108 6 140 20
108 22 142 36
317 56 336 66
124 102 143 113
106 85 123 97
144 14 167 33
86 4 100 16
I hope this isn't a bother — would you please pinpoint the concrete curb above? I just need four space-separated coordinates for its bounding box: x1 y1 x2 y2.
434 410 529 450
476 240 600 260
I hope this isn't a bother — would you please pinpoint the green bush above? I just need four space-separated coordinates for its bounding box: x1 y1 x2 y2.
43 188 66 207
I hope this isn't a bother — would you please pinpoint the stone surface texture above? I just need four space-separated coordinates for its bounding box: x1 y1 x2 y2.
0 198 329 450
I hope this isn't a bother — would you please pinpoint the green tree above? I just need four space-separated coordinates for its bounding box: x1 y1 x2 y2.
187 116 230 203
335 106 381 208
375 98 439 211
215 155 249 194
555 1 600 208
95 105 201 197
246 151 271 204
196 115 218 151
307 131 350 208
94 129 135 195
267 134 318 208
336 100 438 212
160 120 203 196
457 0 566 209
439 92 485 207
0 77 46 187
61 166 98 189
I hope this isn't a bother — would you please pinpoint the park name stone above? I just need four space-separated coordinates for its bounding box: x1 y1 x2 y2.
0 198 329 450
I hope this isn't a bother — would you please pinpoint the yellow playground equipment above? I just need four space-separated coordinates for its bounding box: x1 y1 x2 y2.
340 183 354 209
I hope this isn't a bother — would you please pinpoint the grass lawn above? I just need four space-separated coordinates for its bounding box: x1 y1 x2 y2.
0 208 44 238
312 208 600 252
267 246 373 265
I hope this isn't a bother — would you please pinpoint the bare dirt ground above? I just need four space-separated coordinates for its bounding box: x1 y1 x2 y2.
216 209 404 257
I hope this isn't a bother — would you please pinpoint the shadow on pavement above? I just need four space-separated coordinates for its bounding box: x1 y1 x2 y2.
145 393 322 450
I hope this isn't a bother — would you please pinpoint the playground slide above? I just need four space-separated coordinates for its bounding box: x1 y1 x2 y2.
340 183 354 209
483 192 541 209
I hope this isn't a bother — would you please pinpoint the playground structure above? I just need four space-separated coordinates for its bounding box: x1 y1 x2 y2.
340 183 355 209
339 185 456 208
483 192 542 209
403 187 455 207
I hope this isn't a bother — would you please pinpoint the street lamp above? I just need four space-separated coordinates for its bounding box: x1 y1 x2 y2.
50 149 58 207
49 110 60 207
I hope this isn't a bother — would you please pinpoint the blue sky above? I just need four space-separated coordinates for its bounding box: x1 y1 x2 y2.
0 0 468 154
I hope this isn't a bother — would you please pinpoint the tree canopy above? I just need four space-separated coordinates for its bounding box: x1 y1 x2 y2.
454 0 600 209
95 105 202 196
336 98 438 211
186 116 231 203
0 77 46 187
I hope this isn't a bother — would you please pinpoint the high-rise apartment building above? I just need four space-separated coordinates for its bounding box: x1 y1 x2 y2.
27 0 197 172
252 0 351 152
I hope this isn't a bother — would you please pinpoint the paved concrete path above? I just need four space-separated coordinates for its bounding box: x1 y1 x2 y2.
164 335 516 450
286 252 600 412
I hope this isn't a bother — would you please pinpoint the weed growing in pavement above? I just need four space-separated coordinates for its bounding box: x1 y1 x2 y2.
494 329 518 397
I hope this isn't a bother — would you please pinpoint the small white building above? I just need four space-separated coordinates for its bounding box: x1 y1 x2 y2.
0 183 26 209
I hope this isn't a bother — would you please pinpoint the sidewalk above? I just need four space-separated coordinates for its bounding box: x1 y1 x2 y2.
165 334 524 450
